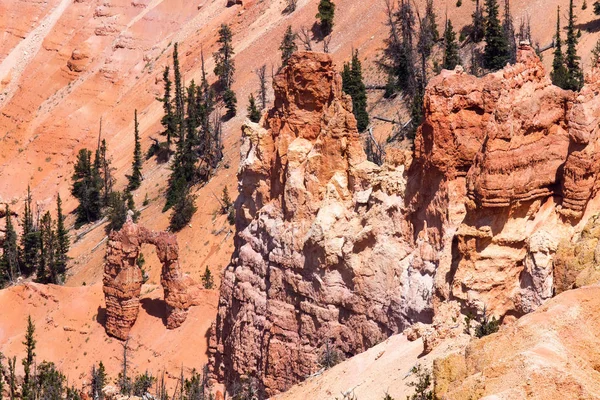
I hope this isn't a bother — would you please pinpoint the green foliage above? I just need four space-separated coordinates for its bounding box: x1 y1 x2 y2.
319 341 343 369
127 110 144 192
67 386 82 400
551 7 569 88
316 0 335 37
96 138 114 207
55 194 69 280
341 50 369 132
475 306 500 338
91 362 107 400
280 25 298 66
583 0 588 10
38 211 62 284
565 0 584 91
170 188 197 232
35 361 66 400
106 192 129 233
133 372 155 397
247 94 261 123
71 149 102 225
160 66 177 149
483 0 510 71
118 341 132 396
231 377 262 400
223 89 238 118
202 266 214 289
0 352 4 400
407 364 434 400
20 185 39 277
143 193 150 206
443 19 461 70
1 205 20 286
214 24 236 90
456 0 462 6
471 0 485 43
8 356 16 400
21 316 36 400
595 1 600 14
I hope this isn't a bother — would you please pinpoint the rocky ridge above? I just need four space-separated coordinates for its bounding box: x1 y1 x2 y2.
210 45 600 396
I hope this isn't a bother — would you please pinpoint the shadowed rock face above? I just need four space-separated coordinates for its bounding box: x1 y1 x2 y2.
103 217 198 340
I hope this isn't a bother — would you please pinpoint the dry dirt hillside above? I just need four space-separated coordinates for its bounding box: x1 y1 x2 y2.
2 0 600 396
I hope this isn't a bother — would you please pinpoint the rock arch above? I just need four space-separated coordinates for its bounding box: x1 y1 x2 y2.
102 217 195 340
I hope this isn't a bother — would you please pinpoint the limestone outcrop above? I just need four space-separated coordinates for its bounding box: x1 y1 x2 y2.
210 52 424 395
103 217 199 340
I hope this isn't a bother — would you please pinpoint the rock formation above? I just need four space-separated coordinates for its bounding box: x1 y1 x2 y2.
435 286 600 399
103 217 198 340
210 52 422 395
211 45 600 396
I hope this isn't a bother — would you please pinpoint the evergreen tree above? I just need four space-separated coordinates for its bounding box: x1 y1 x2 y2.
341 50 369 132
55 193 69 279
316 0 335 37
71 149 102 225
170 187 197 232
551 7 569 89
21 316 36 400
38 211 58 284
425 0 440 42
36 362 66 400
91 362 107 400
106 192 129 233
565 0 584 91
471 0 485 42
8 356 16 400
214 25 236 90
247 94 261 123
173 43 185 137
280 26 298 66
223 89 238 118
595 0 600 14
443 19 461 69
127 110 143 191
1 205 19 285
160 66 177 149
202 266 214 289
503 0 517 63
483 0 510 71
20 185 40 277
118 341 132 396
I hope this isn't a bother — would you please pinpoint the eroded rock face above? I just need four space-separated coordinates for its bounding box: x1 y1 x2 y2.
103 217 198 340
210 52 425 395
414 44 600 320
434 286 600 399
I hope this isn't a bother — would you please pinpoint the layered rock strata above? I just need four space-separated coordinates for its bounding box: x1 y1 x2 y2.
210 52 423 395
103 217 198 340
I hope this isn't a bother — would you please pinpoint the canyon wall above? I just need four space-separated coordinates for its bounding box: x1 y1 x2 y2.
210 46 600 395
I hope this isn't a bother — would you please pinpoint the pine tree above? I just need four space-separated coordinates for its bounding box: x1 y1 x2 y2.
20 185 40 277
565 0 584 91
160 66 177 149
106 192 129 233
8 356 16 400
1 205 19 285
223 89 237 118
341 50 369 132
214 24 236 90
55 193 69 280
280 26 298 66
38 211 58 284
71 149 102 225
173 43 185 138
118 340 132 396
316 0 335 37
410 77 425 138
202 266 214 289
425 0 440 42
503 0 517 63
170 187 197 232
443 19 461 70
471 0 485 42
595 1 600 14
127 110 143 191
483 0 510 71
551 7 569 89
91 362 107 400
21 316 36 400
247 94 261 123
